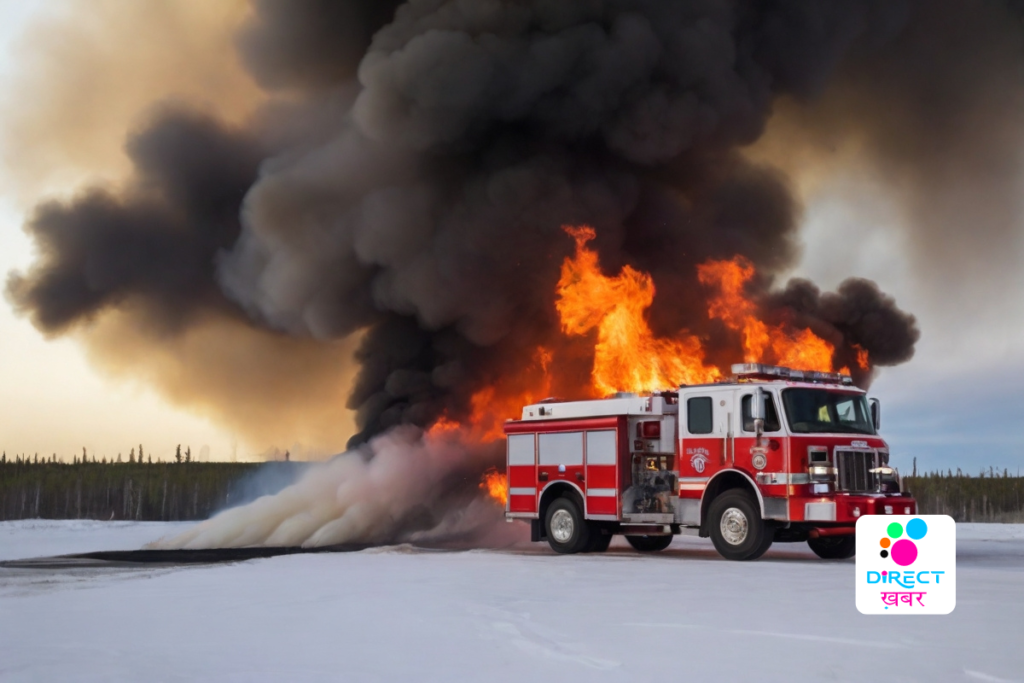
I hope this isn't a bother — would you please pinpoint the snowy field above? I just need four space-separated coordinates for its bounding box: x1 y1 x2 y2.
1 520 1023 682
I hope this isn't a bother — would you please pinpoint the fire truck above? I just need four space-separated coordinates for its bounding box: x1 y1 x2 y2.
503 363 915 560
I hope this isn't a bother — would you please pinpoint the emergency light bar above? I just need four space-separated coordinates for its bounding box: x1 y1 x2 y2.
731 363 854 385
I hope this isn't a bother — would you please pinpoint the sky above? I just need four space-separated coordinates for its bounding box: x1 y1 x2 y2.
0 2 1022 473
0 2 248 462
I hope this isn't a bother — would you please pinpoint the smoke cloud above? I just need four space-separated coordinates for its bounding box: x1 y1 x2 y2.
10 0 1022 483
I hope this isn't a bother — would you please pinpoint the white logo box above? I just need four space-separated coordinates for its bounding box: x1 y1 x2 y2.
855 515 956 615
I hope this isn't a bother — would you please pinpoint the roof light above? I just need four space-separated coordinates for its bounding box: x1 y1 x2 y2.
731 363 853 385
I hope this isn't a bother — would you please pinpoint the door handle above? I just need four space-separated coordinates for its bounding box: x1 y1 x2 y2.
576 472 585 482
538 472 549 481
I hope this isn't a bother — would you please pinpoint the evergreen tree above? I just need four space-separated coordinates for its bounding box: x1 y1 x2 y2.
175 445 182 464
129 450 135 464
82 447 87 463
34 453 39 464
1 452 5 464
139 444 144 463
148 454 152 464
185 446 191 464
117 453 122 463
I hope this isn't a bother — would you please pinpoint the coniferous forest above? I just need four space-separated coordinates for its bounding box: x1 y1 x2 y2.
0 450 305 521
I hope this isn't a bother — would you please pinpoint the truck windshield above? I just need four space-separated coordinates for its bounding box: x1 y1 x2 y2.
781 389 876 435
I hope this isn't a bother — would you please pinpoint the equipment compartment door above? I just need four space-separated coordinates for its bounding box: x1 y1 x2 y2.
507 433 537 513
584 429 618 517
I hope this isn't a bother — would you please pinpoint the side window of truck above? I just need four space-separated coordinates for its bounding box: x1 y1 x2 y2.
687 397 713 434
741 394 782 432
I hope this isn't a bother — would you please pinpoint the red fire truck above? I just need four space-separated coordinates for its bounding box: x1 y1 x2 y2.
503 363 915 560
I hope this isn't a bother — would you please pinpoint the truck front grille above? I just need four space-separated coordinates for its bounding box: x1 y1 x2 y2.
835 450 877 492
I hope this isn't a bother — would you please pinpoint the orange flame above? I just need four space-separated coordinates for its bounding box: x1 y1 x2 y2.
555 226 720 394
697 256 838 373
428 228 862 444
428 347 553 442
480 468 508 505
426 414 461 437
853 343 870 371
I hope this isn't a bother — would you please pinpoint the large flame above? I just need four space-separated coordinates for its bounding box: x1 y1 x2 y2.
480 468 508 506
697 256 842 373
431 227 861 463
556 226 721 395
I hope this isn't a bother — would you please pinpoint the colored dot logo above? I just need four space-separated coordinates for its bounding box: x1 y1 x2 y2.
879 518 927 566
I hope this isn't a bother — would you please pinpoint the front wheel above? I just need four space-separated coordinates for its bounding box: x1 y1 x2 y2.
808 535 856 559
545 497 590 554
708 490 773 561
626 534 673 552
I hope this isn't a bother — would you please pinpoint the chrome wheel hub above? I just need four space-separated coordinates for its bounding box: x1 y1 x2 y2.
720 507 749 546
551 509 575 543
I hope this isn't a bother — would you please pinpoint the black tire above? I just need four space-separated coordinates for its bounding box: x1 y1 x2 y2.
584 525 613 553
708 490 773 561
808 535 856 559
626 534 674 552
544 497 590 554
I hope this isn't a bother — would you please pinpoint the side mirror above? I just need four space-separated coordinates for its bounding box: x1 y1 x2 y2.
870 398 881 432
751 388 765 438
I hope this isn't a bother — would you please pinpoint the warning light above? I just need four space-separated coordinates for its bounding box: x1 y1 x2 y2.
637 421 661 439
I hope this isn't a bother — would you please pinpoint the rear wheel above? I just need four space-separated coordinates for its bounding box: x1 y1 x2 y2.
545 497 590 554
808 535 856 559
626 534 674 552
708 490 773 561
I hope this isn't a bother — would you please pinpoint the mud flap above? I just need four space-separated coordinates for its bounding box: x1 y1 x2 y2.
531 519 545 542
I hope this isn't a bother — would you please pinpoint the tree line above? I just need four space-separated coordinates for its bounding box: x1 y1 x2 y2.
903 470 1024 523
0 457 304 522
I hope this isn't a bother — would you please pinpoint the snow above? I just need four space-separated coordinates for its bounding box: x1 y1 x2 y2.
2 521 1023 682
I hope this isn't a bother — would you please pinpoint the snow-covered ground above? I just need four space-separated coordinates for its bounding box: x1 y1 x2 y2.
1 520 1022 682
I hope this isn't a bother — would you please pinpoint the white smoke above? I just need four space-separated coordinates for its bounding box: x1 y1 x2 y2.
150 426 523 550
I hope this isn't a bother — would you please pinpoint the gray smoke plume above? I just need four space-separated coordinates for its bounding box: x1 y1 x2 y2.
20 0 1024 459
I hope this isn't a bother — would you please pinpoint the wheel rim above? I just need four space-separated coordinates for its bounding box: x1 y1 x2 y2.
720 507 749 546
551 509 574 543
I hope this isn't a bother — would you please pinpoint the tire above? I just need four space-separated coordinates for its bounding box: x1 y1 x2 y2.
545 497 590 554
584 525 613 553
626 534 674 552
708 490 773 561
808 535 856 559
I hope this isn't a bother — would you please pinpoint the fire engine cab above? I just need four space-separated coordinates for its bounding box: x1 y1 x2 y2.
503 363 915 560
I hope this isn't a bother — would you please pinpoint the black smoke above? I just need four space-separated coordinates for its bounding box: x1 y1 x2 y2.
7 108 263 334
24 0 1024 450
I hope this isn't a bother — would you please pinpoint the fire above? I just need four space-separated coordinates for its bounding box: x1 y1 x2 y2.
853 343 870 371
428 228 863 446
480 468 508 505
428 347 553 442
555 226 720 394
697 256 839 373
426 414 461 436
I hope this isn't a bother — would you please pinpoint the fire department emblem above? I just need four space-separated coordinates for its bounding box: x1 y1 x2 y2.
752 453 767 470
687 447 709 473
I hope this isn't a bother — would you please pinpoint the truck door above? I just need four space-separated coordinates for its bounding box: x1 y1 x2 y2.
680 389 733 479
